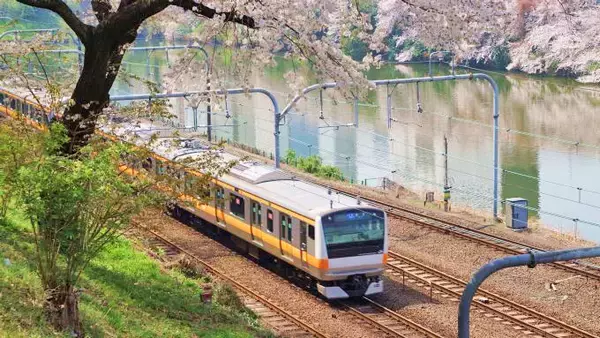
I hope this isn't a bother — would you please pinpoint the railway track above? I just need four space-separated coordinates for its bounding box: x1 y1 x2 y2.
386 251 597 338
342 297 444 338
138 222 448 338
135 225 327 338
314 182 600 281
386 204 600 281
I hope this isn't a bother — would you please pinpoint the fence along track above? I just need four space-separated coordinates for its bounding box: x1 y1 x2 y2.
135 224 327 338
387 251 596 338
341 297 445 338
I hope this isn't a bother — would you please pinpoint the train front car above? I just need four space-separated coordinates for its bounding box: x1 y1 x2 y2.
315 206 387 299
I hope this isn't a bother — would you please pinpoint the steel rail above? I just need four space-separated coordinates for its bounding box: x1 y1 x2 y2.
341 297 444 338
132 222 327 338
387 251 596 338
383 205 600 281
301 177 600 281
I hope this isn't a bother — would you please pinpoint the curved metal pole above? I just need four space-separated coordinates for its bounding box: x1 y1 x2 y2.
428 51 452 77
111 87 279 146
458 246 600 338
0 16 35 23
128 45 211 134
0 28 83 70
278 73 500 218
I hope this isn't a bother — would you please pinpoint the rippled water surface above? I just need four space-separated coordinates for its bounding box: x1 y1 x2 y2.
111 49 600 242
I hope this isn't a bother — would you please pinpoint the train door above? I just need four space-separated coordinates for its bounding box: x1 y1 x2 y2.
215 186 226 226
280 213 293 258
300 221 308 268
250 200 263 244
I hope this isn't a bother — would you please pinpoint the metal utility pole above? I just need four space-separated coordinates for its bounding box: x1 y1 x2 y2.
206 74 212 142
443 135 450 212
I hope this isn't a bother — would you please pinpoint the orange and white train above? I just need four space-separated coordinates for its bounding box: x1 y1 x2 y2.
0 86 388 299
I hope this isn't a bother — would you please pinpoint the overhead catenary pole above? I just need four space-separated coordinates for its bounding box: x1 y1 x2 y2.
206 67 212 141
458 246 600 338
444 135 450 212
277 73 501 219
386 85 392 129
428 50 452 77
0 28 83 70
110 87 279 141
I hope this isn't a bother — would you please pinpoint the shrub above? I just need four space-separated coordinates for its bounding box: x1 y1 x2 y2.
284 150 345 181
491 45 511 70
213 283 244 309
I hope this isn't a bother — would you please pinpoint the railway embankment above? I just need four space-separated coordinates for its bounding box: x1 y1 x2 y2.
0 209 270 337
132 209 383 338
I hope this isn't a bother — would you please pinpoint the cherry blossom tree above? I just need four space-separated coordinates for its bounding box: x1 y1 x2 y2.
16 0 582 152
13 0 373 153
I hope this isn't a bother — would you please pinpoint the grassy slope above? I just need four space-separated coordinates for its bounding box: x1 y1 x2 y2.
0 210 268 338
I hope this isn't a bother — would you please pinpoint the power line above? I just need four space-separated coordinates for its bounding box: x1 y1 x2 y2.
218 98 600 198
210 113 600 230
280 136 600 230
282 118 600 210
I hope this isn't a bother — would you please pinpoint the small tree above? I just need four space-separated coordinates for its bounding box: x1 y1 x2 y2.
12 124 155 335
4 121 231 336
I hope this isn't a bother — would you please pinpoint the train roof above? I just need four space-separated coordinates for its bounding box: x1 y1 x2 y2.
104 120 376 219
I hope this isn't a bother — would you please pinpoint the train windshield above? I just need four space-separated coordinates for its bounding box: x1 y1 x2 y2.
322 209 385 258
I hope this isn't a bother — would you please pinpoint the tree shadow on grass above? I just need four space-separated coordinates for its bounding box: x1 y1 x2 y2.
81 246 258 336
0 216 38 263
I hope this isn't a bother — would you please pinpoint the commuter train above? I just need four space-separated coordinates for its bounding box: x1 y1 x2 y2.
0 86 388 299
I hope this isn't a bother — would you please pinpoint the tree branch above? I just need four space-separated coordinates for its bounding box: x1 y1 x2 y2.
107 0 256 38
172 0 256 28
16 0 92 44
91 0 112 22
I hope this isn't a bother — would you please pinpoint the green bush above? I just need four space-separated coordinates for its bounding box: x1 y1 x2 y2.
491 45 511 70
213 283 244 309
587 61 600 72
341 34 369 62
284 150 345 181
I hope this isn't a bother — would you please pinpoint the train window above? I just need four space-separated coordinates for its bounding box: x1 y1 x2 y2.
300 222 307 249
266 209 274 232
280 213 292 241
10 98 16 110
215 187 225 209
308 224 315 240
23 104 29 115
229 193 245 219
251 201 262 225
0 92 4 104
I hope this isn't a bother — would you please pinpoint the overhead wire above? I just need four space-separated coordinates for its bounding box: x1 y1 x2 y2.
280 117 600 210
222 98 600 198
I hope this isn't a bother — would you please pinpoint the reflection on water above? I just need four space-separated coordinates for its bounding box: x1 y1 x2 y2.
111 49 600 242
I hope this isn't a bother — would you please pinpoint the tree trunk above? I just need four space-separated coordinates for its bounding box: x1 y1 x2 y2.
62 30 132 154
45 285 83 337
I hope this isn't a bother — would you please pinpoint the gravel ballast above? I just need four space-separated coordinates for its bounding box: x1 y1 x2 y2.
133 209 535 338
388 216 600 335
